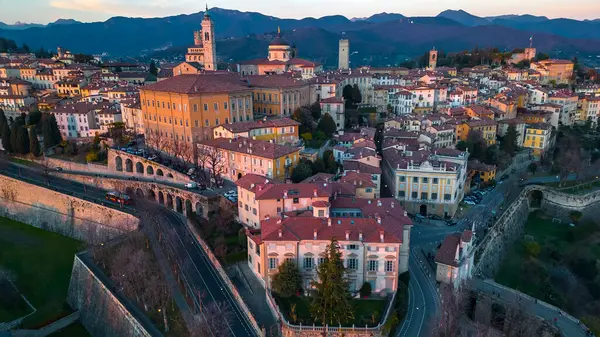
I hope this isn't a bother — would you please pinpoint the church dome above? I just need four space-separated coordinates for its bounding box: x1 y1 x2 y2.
269 27 289 46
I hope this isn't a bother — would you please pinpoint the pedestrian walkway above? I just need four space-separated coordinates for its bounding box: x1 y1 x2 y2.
471 278 592 337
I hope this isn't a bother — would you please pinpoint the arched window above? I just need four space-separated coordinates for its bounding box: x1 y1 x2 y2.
205 32 210 41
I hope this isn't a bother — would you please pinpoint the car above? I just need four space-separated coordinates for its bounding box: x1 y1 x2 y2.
446 220 457 226
185 182 197 189
464 200 476 206
135 149 145 155
198 183 207 191
127 141 136 147
148 155 157 161
126 148 136 154
55 167 63 171
415 214 426 220
187 168 196 176
120 147 127 151
429 215 443 221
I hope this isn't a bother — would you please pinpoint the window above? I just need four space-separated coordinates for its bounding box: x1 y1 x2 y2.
203 103 208 111
304 257 314 269
318 210 325 217
431 193 438 200
368 260 378 272
422 177 428 183
347 258 358 270
444 194 451 201
411 191 418 199
413 177 418 182
269 258 278 270
224 102 228 110
317 257 326 265
421 192 428 200
366 188 373 193
213 103 218 110
385 260 395 272
293 198 299 204
398 191 405 198
433 178 439 184
205 119 209 127
399 176 406 182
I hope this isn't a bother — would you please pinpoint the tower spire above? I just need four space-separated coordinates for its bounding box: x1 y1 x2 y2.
277 26 281 35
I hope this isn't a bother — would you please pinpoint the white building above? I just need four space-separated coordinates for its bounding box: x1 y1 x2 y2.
320 96 345 131
50 100 121 139
435 230 475 286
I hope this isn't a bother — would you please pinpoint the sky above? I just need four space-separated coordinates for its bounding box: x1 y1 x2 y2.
1 0 599 24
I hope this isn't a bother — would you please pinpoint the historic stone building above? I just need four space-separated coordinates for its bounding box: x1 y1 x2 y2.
182 6 217 71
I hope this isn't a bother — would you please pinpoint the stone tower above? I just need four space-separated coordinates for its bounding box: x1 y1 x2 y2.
201 5 217 71
338 39 350 70
428 47 438 70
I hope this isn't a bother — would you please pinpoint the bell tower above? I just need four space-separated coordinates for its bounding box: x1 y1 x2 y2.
428 47 438 70
201 5 217 70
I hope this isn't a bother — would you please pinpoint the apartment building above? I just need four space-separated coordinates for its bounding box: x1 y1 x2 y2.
248 75 312 117
523 123 553 158
459 119 498 145
548 92 578 126
212 117 300 145
497 118 526 147
320 96 345 131
435 230 474 286
577 96 600 125
530 59 574 85
197 137 300 182
382 147 469 218
50 100 120 138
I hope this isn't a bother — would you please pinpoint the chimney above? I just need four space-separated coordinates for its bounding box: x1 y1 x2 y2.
377 216 382 224
278 229 283 238
380 230 385 243
313 188 318 197
328 218 332 227
283 190 288 198
345 230 350 240
359 231 363 241
377 200 382 207
391 202 395 208
313 229 318 240
359 180 363 186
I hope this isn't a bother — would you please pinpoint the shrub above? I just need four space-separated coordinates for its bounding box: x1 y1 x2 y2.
524 241 541 258
86 151 99 163
359 282 372 298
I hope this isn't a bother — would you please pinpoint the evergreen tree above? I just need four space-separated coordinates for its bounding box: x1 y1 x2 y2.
310 239 354 325
501 125 519 156
0 109 6 138
291 161 313 183
10 123 19 152
29 128 42 157
317 113 337 138
1 122 11 152
271 260 302 298
310 101 322 120
342 84 354 107
149 60 158 76
351 84 362 104
16 126 30 155
41 115 62 149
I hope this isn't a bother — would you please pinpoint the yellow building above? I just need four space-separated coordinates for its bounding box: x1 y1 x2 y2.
468 160 496 185
139 73 254 152
247 75 312 117
530 59 574 85
197 137 300 182
461 119 498 145
212 117 300 145
523 123 553 158
577 96 600 125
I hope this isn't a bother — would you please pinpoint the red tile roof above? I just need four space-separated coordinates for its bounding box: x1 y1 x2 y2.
235 174 271 190
255 183 330 200
435 234 460 267
198 137 298 159
142 73 252 94
217 117 299 133
339 171 376 188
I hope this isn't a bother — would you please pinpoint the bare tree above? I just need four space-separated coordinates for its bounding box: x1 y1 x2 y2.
504 302 540 337
146 129 169 157
198 145 226 187
555 134 583 186
430 284 470 337
188 301 234 337
180 140 196 166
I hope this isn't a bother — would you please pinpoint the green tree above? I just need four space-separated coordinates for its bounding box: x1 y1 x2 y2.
149 60 158 76
524 241 541 258
351 84 362 104
29 128 42 156
15 126 30 155
27 110 42 126
310 239 354 325
291 161 313 183
528 162 538 175
310 101 322 120
271 260 302 298
466 131 487 161
456 140 468 151
10 123 20 152
342 84 353 107
42 115 62 149
1 122 12 152
317 113 337 138
502 125 519 156
292 106 313 135
0 109 6 138
323 150 338 174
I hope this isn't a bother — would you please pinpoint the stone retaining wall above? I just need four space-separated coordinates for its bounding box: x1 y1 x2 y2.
0 174 138 243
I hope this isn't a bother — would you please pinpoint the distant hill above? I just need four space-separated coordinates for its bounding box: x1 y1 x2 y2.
0 21 44 30
0 7 599 65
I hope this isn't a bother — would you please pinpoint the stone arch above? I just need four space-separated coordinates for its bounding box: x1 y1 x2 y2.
115 156 123 171
125 187 133 195
529 189 544 208
176 196 183 213
158 191 164 205
419 204 427 216
195 202 203 216
146 166 154 175
147 189 156 201
135 188 144 197
136 162 144 174
166 194 173 209
125 159 133 172
237 172 243 180
167 173 174 178
157 169 164 176
185 199 193 215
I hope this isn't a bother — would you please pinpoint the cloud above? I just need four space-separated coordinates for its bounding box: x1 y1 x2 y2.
49 0 200 17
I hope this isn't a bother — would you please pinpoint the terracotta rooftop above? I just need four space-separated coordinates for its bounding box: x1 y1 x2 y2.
198 137 298 159
435 233 461 267
339 171 376 188
216 117 299 134
142 73 252 94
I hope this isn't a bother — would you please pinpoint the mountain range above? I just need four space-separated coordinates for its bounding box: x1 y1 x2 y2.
1 8 599 67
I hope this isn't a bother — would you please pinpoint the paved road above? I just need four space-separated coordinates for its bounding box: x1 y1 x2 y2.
396 172 525 337
0 162 258 337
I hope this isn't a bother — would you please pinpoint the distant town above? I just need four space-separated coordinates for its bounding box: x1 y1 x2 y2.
0 5 600 337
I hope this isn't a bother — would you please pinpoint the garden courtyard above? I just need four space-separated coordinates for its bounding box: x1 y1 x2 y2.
495 210 600 334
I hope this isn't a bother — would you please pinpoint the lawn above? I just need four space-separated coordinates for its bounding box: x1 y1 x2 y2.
495 210 600 334
273 294 388 327
0 217 84 328
9 157 36 166
47 322 91 337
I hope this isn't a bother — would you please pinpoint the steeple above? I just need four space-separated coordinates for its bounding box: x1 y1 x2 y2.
204 3 210 19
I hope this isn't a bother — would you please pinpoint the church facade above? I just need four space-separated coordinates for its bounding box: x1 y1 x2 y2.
236 28 323 78
175 6 217 75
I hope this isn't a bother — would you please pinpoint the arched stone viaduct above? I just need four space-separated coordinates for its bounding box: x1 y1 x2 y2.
474 184 600 278
107 149 191 183
55 173 222 219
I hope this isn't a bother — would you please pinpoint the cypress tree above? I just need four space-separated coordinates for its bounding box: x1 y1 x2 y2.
0 109 6 138
42 115 62 149
29 128 41 157
1 122 11 152
16 126 30 155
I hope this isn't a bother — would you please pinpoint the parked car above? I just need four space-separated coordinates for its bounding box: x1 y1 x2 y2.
198 183 207 191
126 148 136 154
464 200 476 206
55 167 63 171
120 147 127 151
135 149 145 155
224 190 237 198
415 214 426 220
429 215 443 221
185 182 197 189
148 155 157 161
446 220 457 226
187 168 196 176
